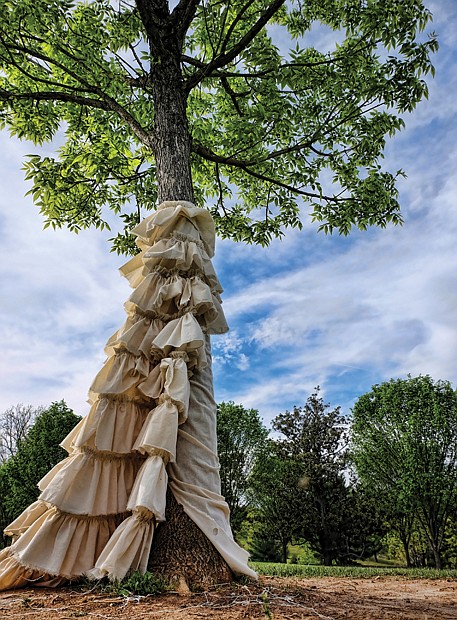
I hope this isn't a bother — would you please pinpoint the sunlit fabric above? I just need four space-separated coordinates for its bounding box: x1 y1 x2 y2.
0 201 256 590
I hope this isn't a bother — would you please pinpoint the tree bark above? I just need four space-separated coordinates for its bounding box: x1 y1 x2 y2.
430 541 442 570
398 532 412 568
280 538 288 564
149 491 232 590
151 56 194 204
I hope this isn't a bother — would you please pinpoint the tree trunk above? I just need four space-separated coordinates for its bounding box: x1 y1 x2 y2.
142 6 233 590
399 533 412 568
430 542 442 570
149 491 232 590
151 57 194 204
281 538 288 564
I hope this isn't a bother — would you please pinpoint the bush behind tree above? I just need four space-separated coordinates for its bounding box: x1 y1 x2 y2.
0 400 80 548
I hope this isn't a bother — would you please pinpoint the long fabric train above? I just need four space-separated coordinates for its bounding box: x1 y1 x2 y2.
0 201 257 590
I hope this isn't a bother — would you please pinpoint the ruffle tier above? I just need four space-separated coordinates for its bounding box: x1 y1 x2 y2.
0 549 67 590
61 397 150 455
131 201 216 257
121 235 221 294
38 449 144 515
124 271 228 335
0 504 126 585
88 509 154 580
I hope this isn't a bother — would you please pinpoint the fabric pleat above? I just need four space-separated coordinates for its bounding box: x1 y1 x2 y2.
0 201 256 590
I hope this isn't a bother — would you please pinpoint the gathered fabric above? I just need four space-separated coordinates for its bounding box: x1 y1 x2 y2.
0 201 257 590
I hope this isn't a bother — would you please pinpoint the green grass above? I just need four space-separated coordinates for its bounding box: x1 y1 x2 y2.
250 562 457 579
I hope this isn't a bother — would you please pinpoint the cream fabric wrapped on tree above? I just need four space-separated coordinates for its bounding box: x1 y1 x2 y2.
0 201 256 590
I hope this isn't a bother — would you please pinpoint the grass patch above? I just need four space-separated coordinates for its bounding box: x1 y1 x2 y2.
250 562 457 580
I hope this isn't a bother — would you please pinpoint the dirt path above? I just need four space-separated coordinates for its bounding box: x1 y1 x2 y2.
0 576 456 619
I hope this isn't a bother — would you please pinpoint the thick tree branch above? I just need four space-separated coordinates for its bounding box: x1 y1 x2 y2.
185 0 286 90
0 32 152 146
192 134 325 168
220 76 244 116
182 33 379 83
220 0 257 54
171 0 202 43
193 142 343 202
136 0 173 58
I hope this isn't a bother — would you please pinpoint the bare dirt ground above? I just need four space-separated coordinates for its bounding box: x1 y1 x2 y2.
1 576 456 620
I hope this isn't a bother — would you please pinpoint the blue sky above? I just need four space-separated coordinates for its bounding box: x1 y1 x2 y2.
1 0 456 426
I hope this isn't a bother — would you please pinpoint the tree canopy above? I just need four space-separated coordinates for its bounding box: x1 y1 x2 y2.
272 388 352 565
0 404 44 463
216 401 268 534
352 375 457 569
0 0 437 251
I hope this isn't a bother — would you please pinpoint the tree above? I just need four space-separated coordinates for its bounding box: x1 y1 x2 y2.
0 401 80 548
340 481 388 564
216 402 268 535
352 375 457 569
0 404 44 463
248 443 303 563
0 0 437 584
272 388 354 565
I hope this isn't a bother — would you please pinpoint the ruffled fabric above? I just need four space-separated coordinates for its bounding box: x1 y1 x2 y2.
61 398 150 455
88 509 154 580
38 450 144 515
0 201 254 590
105 316 165 358
0 504 125 588
0 549 67 589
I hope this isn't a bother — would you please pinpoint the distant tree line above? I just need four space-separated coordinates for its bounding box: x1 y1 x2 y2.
2 375 457 569
217 376 457 569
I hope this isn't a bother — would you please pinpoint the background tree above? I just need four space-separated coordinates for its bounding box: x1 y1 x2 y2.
0 401 80 549
0 0 437 583
216 401 268 535
341 482 388 564
0 404 44 463
248 443 303 563
352 375 457 569
272 388 352 565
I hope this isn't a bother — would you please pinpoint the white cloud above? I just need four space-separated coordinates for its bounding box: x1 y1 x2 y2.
212 330 251 371
216 131 457 419
0 134 130 415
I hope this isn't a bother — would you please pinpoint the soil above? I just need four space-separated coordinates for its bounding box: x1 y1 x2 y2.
0 575 456 620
